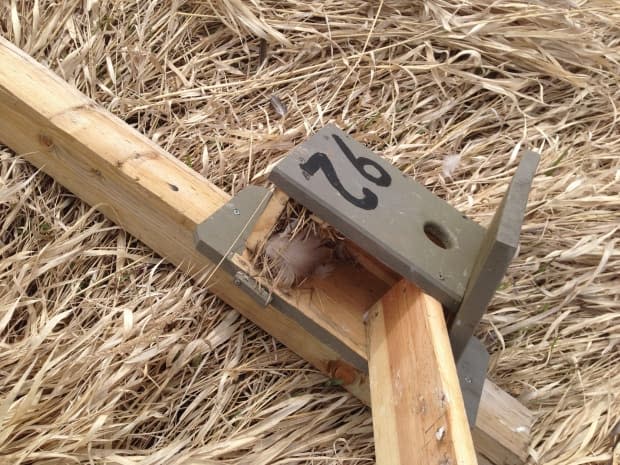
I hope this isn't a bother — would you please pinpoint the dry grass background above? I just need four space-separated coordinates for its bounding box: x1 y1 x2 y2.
0 1 619 464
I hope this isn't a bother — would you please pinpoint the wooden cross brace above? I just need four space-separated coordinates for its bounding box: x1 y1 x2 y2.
367 280 477 464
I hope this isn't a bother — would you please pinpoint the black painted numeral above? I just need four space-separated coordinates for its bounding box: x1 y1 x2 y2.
299 134 392 210
332 135 391 187
300 152 378 210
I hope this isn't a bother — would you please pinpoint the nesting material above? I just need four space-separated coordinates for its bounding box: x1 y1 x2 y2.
1 1 619 465
264 229 332 288
253 201 344 290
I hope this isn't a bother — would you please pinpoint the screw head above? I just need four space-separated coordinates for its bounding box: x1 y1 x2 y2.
233 278 241 286
232 208 240 215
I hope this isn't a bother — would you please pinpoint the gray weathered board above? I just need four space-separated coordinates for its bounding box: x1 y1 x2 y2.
269 124 485 312
269 124 539 360
449 154 540 357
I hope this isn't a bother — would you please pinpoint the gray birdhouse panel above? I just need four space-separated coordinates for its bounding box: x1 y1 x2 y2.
269 124 486 312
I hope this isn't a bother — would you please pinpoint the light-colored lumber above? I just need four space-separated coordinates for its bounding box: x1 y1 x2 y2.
472 380 533 465
0 36 532 464
0 34 370 381
367 280 477 465
244 188 289 254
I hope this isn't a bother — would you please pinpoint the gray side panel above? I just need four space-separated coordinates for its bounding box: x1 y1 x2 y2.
450 151 540 359
457 337 490 427
194 185 272 273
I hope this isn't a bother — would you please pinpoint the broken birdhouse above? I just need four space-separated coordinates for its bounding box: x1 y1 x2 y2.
194 124 539 465
0 37 535 465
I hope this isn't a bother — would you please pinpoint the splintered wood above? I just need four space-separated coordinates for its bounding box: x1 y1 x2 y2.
367 280 477 465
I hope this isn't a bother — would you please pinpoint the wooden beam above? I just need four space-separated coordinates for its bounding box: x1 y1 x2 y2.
0 37 532 464
473 380 533 465
367 280 477 465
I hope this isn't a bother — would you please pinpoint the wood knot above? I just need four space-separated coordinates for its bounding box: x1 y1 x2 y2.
38 134 54 149
327 360 357 385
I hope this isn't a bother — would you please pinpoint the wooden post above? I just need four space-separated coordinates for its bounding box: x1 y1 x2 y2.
0 37 532 464
367 280 477 465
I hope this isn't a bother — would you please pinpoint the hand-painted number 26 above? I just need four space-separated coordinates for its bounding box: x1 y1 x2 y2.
299 134 392 210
